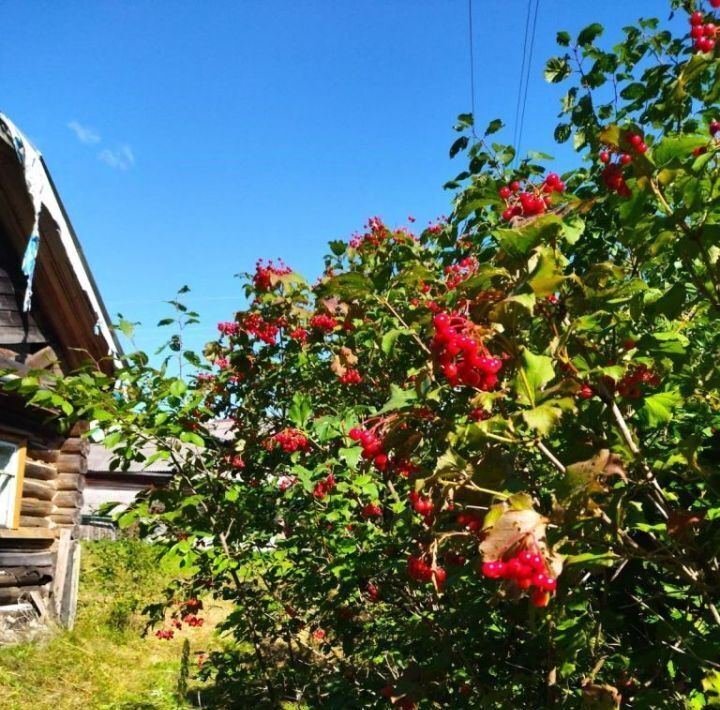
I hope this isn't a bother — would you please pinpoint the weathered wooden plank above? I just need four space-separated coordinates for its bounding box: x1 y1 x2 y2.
0 528 56 540
55 453 87 474
0 566 52 588
53 529 71 619
18 515 52 529
20 498 54 517
52 491 82 509
0 550 54 566
24 459 58 479
60 437 89 455
0 585 47 603
56 473 85 492
21 478 55 501
61 541 81 629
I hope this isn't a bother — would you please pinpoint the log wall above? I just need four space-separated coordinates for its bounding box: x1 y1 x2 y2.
0 422 88 614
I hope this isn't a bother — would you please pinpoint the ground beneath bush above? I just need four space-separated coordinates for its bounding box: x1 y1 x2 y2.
0 541 225 710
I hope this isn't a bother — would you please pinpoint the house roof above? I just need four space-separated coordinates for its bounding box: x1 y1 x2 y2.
0 113 121 372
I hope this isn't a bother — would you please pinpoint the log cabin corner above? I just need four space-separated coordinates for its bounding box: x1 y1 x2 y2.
0 113 120 628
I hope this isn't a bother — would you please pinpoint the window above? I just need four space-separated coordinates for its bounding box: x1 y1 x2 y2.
0 437 25 529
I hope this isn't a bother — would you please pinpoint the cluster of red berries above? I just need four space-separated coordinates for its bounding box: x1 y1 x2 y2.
228 455 245 469
217 321 240 337
268 428 310 453
309 313 339 332
409 490 435 524
499 174 566 221
444 256 478 289
289 326 308 342
365 582 380 601
253 259 291 291
469 407 490 422
349 427 389 471
277 474 298 491
361 502 383 518
380 686 417 709
339 368 363 385
432 312 502 389
690 10 717 54
456 510 483 532
481 549 557 607
617 363 660 399
156 629 175 640
313 472 336 499
406 555 447 589
182 613 205 628
349 216 391 249
243 313 279 345
599 159 632 198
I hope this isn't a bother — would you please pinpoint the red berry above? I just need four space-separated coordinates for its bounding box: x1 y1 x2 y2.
712 0 720 8
704 23 717 37
635 142 648 154
531 589 551 608
502 207 514 221
619 153 632 165
578 383 594 399
599 150 610 163
499 186 512 199
510 180 521 192
691 24 705 39
690 11 704 26
544 577 558 592
349 428 362 440
629 134 643 147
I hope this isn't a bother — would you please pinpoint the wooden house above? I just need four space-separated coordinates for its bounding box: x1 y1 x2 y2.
0 113 120 625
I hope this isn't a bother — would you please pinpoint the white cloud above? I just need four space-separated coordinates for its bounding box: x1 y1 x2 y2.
67 120 101 145
98 145 135 171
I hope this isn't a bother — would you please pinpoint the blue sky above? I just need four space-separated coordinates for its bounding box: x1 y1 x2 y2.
2 1 682 357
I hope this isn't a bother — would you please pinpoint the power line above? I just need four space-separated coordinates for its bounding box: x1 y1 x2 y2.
512 0 534 156
516 0 540 162
468 0 478 139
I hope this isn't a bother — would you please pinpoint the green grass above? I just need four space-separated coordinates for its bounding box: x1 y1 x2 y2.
0 539 224 710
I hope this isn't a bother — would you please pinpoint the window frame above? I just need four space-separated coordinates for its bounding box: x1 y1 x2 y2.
0 432 26 530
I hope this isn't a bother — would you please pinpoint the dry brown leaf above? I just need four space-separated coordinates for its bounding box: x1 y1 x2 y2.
581 683 622 709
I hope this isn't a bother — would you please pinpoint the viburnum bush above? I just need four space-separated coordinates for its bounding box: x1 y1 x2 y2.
7 1 720 706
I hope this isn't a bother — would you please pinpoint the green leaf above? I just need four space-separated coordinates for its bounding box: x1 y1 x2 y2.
556 31 571 47
639 391 682 427
169 379 187 397
654 135 708 167
381 328 412 355
528 245 567 297
449 135 469 158
484 118 503 136
314 272 373 300
379 384 418 413
157 318 174 327
328 240 346 256
179 431 205 448
288 392 312 428
545 56 572 84
514 349 555 407
554 123 572 143
521 403 564 435
577 22 603 46
494 214 564 258
117 319 135 338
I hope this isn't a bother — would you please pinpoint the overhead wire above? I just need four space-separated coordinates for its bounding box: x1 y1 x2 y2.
512 0 534 156
516 0 541 162
468 0 478 140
